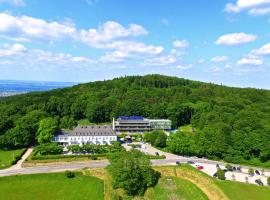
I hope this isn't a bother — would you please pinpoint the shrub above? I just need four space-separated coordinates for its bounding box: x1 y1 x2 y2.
90 155 97 160
248 168 254 175
225 164 233 171
267 177 270 186
216 168 225 180
34 143 63 155
65 171 75 178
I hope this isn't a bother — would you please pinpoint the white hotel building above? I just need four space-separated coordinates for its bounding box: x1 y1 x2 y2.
54 125 117 146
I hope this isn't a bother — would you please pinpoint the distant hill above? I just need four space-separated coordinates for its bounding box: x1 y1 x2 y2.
0 74 270 165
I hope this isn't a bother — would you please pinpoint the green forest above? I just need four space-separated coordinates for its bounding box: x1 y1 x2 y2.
0 74 270 166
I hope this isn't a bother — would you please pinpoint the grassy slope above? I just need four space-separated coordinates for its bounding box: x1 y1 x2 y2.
0 172 104 200
217 181 270 200
144 177 208 200
0 149 25 169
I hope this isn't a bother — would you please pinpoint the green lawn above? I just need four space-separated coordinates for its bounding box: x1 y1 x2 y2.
0 149 25 169
145 177 208 200
0 172 104 200
217 180 270 200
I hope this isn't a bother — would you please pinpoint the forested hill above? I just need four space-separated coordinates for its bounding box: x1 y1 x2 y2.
1 74 270 165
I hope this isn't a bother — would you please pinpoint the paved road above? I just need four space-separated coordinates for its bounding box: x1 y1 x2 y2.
0 144 269 186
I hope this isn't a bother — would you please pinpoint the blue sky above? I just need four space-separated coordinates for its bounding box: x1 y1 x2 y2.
0 0 270 89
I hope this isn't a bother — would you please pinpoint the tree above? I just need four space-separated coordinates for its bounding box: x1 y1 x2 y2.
216 168 225 180
226 164 233 171
248 168 254 175
167 131 198 156
107 150 159 196
144 130 167 148
37 117 58 144
34 143 63 155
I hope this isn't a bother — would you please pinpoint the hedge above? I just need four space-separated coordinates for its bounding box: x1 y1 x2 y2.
30 153 108 160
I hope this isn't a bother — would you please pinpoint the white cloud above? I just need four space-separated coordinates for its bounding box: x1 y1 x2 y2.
0 43 26 57
0 0 24 6
211 56 229 62
225 0 270 15
143 55 176 66
173 40 189 48
176 64 193 70
237 57 263 66
198 59 205 64
161 18 169 25
216 33 256 46
100 41 164 55
251 43 270 55
248 7 270 15
100 51 128 63
206 67 223 73
0 13 76 41
79 21 147 46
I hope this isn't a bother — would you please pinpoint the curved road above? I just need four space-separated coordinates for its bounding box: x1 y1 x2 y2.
0 145 269 184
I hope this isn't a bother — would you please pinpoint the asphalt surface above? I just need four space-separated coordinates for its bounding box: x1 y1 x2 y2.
0 144 269 184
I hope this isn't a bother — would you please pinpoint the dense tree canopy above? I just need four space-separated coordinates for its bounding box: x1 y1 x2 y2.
0 74 269 165
37 117 58 144
108 150 159 196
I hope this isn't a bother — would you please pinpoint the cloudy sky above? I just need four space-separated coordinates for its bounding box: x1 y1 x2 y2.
0 0 270 89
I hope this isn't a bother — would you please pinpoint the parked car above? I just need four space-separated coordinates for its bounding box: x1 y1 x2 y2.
216 164 220 168
176 161 181 165
197 166 204 170
232 166 237 171
213 172 217 178
155 152 159 156
255 170 260 175
187 161 195 164
223 169 228 173
255 179 264 186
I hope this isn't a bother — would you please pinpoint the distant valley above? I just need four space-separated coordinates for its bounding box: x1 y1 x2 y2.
0 80 76 97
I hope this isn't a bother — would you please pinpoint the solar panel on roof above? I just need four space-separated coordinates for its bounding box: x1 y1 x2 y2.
119 116 144 120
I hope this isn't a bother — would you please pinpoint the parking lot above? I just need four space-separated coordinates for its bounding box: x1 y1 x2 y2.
123 142 270 186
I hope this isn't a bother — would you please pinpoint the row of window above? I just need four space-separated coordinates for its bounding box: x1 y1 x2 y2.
55 136 116 141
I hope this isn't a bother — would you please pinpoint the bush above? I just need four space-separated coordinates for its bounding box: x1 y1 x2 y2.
65 170 75 178
90 155 97 160
225 164 233 171
216 168 225 180
248 168 254 175
267 177 270 186
31 153 107 160
34 143 63 155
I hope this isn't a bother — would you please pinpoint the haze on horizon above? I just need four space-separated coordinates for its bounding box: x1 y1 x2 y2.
0 0 270 89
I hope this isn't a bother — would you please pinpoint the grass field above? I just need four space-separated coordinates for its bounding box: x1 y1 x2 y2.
0 172 104 200
0 149 25 169
144 177 208 200
217 181 270 200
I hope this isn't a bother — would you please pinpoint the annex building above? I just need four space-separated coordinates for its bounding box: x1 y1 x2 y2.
54 125 117 146
112 116 171 133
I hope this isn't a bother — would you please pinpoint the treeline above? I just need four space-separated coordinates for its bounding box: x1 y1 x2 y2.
0 74 270 165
